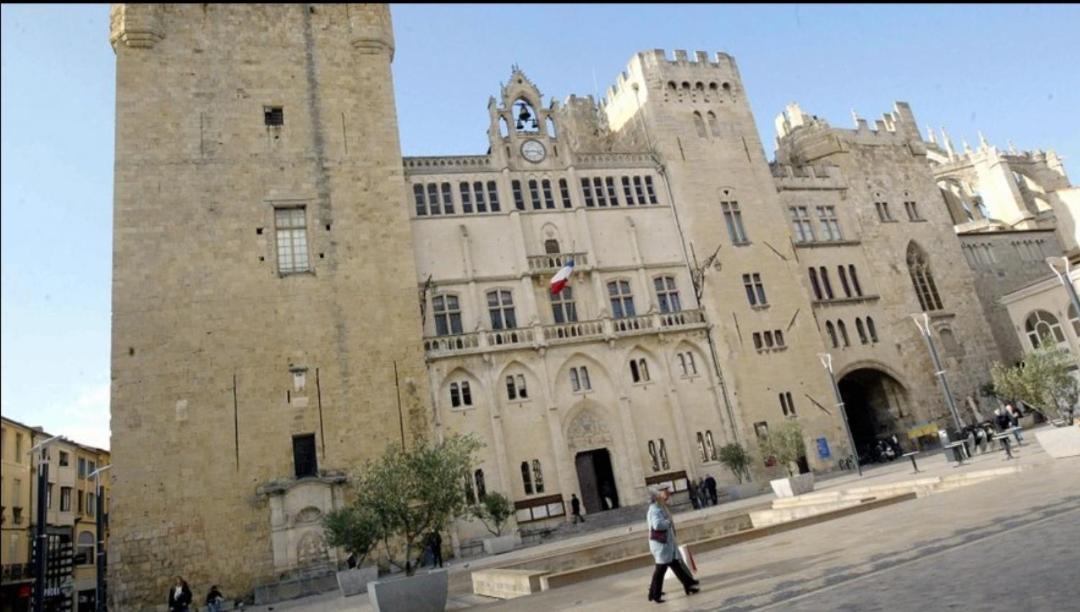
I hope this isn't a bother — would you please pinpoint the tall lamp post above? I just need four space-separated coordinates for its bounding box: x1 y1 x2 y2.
27 435 63 612
912 313 965 432
88 465 111 612
818 353 862 477
1046 256 1080 317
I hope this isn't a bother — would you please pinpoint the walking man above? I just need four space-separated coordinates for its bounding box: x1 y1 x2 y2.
704 473 718 506
571 493 585 524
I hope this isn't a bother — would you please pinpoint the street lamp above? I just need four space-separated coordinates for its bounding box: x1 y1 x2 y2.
1045 256 1080 317
88 465 111 612
911 313 965 432
818 353 862 477
27 435 63 612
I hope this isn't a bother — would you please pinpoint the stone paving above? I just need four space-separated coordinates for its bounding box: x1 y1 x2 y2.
246 429 1075 611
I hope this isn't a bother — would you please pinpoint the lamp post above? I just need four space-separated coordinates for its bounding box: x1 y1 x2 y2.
1046 256 1080 318
27 435 63 612
818 353 862 477
912 313 965 432
88 465 111 612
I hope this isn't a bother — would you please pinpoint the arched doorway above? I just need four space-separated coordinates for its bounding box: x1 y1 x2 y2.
575 449 619 514
837 368 908 463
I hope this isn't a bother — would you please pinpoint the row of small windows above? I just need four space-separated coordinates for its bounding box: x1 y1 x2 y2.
1013 239 1049 263
580 175 659 208
875 200 923 223
1025 307 1079 350
414 181 502 216
824 316 878 348
962 243 998 269
752 329 786 352
696 431 719 463
808 265 863 301
647 439 670 472
789 205 843 243
521 460 545 495
514 178 572 210
667 81 732 93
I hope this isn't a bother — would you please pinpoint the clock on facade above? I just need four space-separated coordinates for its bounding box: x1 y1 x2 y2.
521 139 547 163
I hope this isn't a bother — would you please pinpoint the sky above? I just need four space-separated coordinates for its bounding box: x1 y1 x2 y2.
2 4 1078 450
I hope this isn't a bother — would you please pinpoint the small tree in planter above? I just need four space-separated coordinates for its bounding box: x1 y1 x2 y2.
324 505 380 569
470 492 513 537
717 443 752 483
991 346 1079 425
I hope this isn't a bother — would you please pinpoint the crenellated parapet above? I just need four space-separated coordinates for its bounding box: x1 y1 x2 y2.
770 163 846 191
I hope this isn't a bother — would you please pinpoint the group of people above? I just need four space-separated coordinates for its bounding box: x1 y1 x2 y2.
167 577 224 612
687 474 718 509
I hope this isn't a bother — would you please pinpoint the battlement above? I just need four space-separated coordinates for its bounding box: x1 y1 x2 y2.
600 48 741 110
637 48 736 69
770 163 846 190
776 101 921 145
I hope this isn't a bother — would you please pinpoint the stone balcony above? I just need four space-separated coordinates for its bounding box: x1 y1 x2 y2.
423 309 708 359
527 252 589 275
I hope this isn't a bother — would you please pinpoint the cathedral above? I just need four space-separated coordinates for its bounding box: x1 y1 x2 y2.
107 4 1078 608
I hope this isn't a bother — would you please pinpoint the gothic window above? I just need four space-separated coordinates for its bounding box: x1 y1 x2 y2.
707 111 721 137
790 206 815 243
608 280 636 319
693 111 706 138
432 294 463 336
630 358 650 383
414 184 427 216
551 285 578 324
838 266 852 298
274 207 310 275
809 268 823 300
904 201 922 221
907 243 944 312
487 181 501 211
570 366 591 392
849 265 863 296
659 440 670 470
856 318 868 344
559 178 572 208
817 206 843 240
630 360 640 383
837 320 851 347
678 354 688 377
633 176 646 203
541 180 555 209
528 180 541 210
697 433 708 463
605 177 619 206
473 181 487 212
450 382 460 408
648 441 660 472
487 290 517 329
475 469 486 499
705 431 718 461
441 183 454 214
512 180 525 210
532 460 544 493
426 184 441 215
581 177 595 207
826 321 839 348
622 177 636 205
521 462 533 495
506 374 528 400
593 177 608 206
743 273 767 306
867 316 878 343
654 276 682 313
721 201 749 244
819 267 835 300
459 182 472 213
1025 310 1066 349
875 201 894 222
685 351 697 375
645 176 658 204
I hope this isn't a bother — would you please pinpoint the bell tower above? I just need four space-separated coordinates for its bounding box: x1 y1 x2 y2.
488 66 566 169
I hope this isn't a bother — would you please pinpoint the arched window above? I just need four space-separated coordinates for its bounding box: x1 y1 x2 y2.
532 460 544 493
819 267 835 300
697 432 708 463
648 441 660 472
521 461 533 495
849 265 863 296
607 280 636 318
907 243 944 311
546 117 557 139
667 81 677 91
76 531 95 565
570 367 580 392
707 111 721 137
473 181 487 212
638 358 650 382
659 440 670 470
1025 310 1066 349
855 318 868 344
692 111 706 138
826 321 839 348
837 320 851 347
705 431 717 461
514 98 539 133
432 294 463 336
695 82 705 92
629 360 640 383
450 382 460 407
498 116 510 138
475 469 486 499
867 316 878 343
809 267 822 300
939 327 963 356
677 354 688 377
838 266 852 298
487 290 517 329
544 238 560 254
654 276 682 313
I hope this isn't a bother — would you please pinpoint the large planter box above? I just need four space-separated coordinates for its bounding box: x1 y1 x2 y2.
337 566 378 597
769 473 815 498
482 533 522 555
1035 425 1080 458
368 569 448 612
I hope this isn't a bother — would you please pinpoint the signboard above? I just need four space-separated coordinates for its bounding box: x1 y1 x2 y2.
816 437 831 460
31 533 74 611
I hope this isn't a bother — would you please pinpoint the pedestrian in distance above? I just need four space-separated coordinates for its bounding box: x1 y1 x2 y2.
646 485 699 603
704 473 718 506
167 576 193 612
1005 403 1024 442
427 530 444 568
571 493 586 524
205 585 225 612
688 479 701 510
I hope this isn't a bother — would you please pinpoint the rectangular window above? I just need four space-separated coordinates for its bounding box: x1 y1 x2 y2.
264 106 284 126
432 295 463 336
450 383 461 408
875 201 894 222
292 434 318 478
78 457 87 478
506 376 517 400
779 391 796 417
275 207 311 274
645 176 659 204
654 276 681 313
607 280 636 319
742 273 767 306
414 184 427 216
622 176 635 205
460 182 472 213
605 177 619 206
441 182 454 214
551 286 578 324
427 183 441 215
472 181 487 212
88 493 96 517
487 290 517 330
581 178 594 207
516 375 528 399
559 179 572 208
542 180 555 209
59 451 69 467
512 180 525 210
487 181 501 211
817 206 843 240
461 381 472 406
528 180 542 210
790 206 814 243
721 201 749 244
593 177 607 207
60 487 72 512
78 490 84 514
774 329 785 347
752 332 763 350
633 176 646 203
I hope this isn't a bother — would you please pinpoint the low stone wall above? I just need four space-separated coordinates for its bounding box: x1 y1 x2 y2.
471 569 549 599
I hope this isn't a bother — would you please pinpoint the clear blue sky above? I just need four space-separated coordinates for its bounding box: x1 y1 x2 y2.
2 4 1078 449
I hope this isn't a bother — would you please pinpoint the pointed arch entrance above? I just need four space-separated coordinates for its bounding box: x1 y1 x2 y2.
837 367 909 462
565 405 620 514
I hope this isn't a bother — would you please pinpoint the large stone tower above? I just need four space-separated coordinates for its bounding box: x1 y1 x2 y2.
108 4 428 607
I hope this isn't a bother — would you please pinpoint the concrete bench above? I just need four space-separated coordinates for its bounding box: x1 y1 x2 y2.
472 569 550 599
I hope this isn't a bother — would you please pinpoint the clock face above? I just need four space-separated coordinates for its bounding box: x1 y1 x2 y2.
521 139 547 163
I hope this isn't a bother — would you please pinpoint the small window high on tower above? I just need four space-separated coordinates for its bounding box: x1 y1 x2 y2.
264 106 284 127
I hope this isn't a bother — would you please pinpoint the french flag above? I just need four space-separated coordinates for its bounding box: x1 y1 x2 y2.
550 259 575 295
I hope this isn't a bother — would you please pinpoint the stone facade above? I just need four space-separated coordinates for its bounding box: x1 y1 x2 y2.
108 6 1076 609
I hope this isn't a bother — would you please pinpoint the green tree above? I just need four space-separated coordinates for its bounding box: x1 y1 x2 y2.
323 505 380 569
762 421 807 478
344 433 482 575
470 491 513 537
717 443 752 483
991 345 1078 424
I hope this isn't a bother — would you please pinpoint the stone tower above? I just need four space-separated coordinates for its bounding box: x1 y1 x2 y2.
108 4 428 608
600 51 852 466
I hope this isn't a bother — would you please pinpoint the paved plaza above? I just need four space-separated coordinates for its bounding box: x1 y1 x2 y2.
249 433 1079 612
